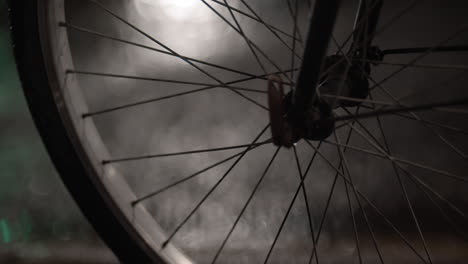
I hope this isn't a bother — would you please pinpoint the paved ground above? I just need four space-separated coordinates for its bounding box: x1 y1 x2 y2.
2 234 467 263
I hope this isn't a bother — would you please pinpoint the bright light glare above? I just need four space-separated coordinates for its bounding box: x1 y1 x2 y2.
133 0 220 57
137 0 202 21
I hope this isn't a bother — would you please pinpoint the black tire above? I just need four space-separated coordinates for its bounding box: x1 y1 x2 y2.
8 1 163 263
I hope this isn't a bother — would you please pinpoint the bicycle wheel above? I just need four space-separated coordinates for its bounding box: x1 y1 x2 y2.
9 0 468 263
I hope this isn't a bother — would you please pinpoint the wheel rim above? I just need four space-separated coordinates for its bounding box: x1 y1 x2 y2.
38 0 468 263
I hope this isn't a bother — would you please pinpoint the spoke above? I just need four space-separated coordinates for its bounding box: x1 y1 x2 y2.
200 0 292 82
323 140 385 159
332 132 363 264
238 0 303 60
60 22 290 83
363 60 468 71
382 45 468 56
367 93 433 263
83 68 297 117
434 107 468 115
307 108 384 264
349 0 382 57
357 100 468 136
161 124 270 248
305 141 429 263
356 0 371 77
408 170 468 243
210 0 300 41
332 29 468 164
68 70 267 94
373 83 468 162
322 36 358 108
131 142 265 206
321 0 419 81
306 159 339 264
104 139 272 164
72 70 268 112
287 0 300 81
369 24 468 91
320 93 395 106
376 156 468 231
405 167 468 221
387 111 468 136
264 142 323 264
222 0 267 74
287 0 305 45
348 124 468 182
293 146 318 256
339 122 468 183
332 97 468 122
211 146 281 264
343 171 363 263
370 0 420 46
87 0 269 113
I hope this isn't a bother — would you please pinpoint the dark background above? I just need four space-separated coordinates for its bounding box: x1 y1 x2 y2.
0 0 118 262
1 0 468 263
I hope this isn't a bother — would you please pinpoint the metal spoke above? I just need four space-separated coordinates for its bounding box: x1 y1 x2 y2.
293 146 318 256
362 60 468 71
60 22 290 83
397 112 468 135
356 0 371 77
373 84 468 162
435 107 468 115
405 168 468 221
307 108 384 264
357 106 468 136
239 0 303 60
222 0 268 74
200 0 292 82
76 1 467 263
323 140 386 159
369 24 468 91
104 139 272 164
211 146 281 264
367 93 433 263
332 132 363 264
332 97 468 122
87 0 270 113
349 0 382 63
83 68 297 117
210 0 300 41
340 122 468 183
320 0 419 82
372 156 468 229
417 188 468 243
161 124 270 248
131 142 265 206
320 93 395 106
332 117 468 252
287 0 300 81
382 45 468 56
332 28 468 164
408 170 468 243
68 70 266 94
264 142 322 264
305 141 428 263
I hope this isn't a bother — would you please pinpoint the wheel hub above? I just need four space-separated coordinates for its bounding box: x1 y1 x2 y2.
268 55 372 147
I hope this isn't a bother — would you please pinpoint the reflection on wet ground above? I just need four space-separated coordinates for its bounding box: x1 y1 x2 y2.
1 234 467 263
1 241 118 264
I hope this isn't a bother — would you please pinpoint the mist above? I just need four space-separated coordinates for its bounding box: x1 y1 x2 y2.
2 0 468 263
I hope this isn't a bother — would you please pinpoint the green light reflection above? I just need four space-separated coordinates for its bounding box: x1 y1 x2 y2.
1 219 11 243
